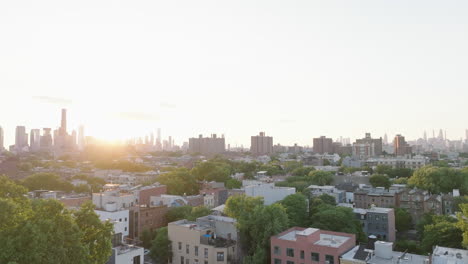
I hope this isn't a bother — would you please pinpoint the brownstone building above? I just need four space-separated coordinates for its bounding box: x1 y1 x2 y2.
129 204 169 242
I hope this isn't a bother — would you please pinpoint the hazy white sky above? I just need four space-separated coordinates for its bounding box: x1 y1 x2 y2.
1 0 467 147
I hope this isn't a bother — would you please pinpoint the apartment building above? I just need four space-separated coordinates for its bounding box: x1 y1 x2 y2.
243 181 296 205
168 215 241 264
270 227 355 264
352 207 395 242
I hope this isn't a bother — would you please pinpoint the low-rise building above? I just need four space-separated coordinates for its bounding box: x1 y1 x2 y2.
128 204 168 242
354 187 398 209
106 244 144 264
168 215 241 264
432 245 468 264
243 181 295 205
351 207 395 242
271 227 356 264
340 241 429 264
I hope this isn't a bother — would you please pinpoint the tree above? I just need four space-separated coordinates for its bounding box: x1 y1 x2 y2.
394 240 423 254
316 194 336 206
0 175 28 201
408 166 468 194
191 160 232 183
395 208 412 232
393 177 408 184
280 193 308 227
73 202 114 264
149 227 172 263
240 204 289 264
453 196 468 213
166 206 193 223
307 171 334 186
457 203 468 248
140 229 157 249
157 168 199 195
224 195 264 219
282 161 303 174
291 166 315 176
369 174 391 189
187 206 212 221
309 206 366 242
21 173 74 192
421 220 463 252
225 178 242 189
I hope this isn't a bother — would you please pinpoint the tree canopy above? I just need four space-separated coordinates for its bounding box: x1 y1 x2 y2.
369 174 391 189
408 166 468 194
149 227 172 263
0 177 113 264
280 193 308 227
157 168 199 195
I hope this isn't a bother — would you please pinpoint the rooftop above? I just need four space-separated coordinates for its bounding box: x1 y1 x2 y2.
432 246 468 264
277 227 352 248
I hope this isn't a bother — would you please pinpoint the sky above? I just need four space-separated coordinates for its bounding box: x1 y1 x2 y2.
1 0 468 147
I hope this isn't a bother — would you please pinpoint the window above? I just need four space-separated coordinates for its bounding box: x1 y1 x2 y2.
124 227 127 231
133 255 140 264
204 261 208 264
119 218 122 222
186 259 190 264
274 259 282 264
287 261 294 264
204 248 208 258
300 250 304 259
125 217 127 222
195 246 199 256
186 244 189 254
217 252 225 261
178 242 182 251
180 256 184 264
194 260 199 264
311 252 319 262
274 246 280 255
325 255 334 264
286 248 294 257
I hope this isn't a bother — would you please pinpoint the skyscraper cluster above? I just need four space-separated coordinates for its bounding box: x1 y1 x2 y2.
4 109 85 154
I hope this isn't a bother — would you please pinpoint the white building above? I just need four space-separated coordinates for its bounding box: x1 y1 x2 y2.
95 207 130 240
432 246 468 264
243 181 295 205
365 155 428 169
307 185 346 203
92 184 137 210
107 244 144 264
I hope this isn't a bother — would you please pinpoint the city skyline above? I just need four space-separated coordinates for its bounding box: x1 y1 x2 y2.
0 107 466 149
1 1 468 147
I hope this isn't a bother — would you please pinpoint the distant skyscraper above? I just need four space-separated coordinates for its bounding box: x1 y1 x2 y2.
394 134 412 157
466 129 468 142
438 129 444 140
355 133 383 156
251 132 273 155
383 134 388 145
30 129 41 151
61 108 67 133
0 126 4 151
77 125 85 150
15 126 28 150
40 128 53 149
313 136 333 154
423 131 427 142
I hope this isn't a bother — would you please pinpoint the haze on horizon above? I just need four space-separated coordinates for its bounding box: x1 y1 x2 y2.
1 0 467 147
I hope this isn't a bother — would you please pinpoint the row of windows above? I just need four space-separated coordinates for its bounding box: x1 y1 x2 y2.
179 257 208 264
273 254 334 264
177 242 225 261
273 247 334 263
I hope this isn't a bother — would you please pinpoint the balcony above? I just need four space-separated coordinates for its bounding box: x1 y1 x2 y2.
200 235 235 248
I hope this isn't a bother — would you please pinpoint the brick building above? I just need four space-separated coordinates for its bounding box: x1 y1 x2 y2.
270 227 355 264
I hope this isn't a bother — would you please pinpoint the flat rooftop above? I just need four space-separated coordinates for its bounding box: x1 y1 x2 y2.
432 246 468 264
278 228 351 248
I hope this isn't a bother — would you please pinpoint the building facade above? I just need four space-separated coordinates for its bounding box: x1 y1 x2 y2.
251 132 273 155
313 136 333 154
271 227 356 264
352 207 396 242
189 134 226 155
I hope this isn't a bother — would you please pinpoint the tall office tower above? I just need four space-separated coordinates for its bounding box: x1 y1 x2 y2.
394 134 412 156
438 129 444 140
15 126 28 150
168 136 172 150
188 134 226 155
40 128 53 149
313 136 333 154
424 131 427 142
383 133 389 145
77 125 85 150
30 129 41 151
61 108 67 133
71 130 77 147
355 133 383 156
0 126 4 151
465 129 468 142
156 128 162 150
150 132 154 146
250 132 273 155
